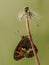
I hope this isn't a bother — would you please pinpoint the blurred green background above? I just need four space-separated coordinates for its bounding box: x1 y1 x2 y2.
0 0 49 65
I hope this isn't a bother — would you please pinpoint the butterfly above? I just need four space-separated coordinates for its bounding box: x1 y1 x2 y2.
13 35 38 61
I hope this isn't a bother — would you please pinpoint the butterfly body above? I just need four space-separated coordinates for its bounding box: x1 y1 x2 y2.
14 35 38 61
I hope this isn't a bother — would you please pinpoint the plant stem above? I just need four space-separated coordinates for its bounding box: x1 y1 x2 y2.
25 15 40 65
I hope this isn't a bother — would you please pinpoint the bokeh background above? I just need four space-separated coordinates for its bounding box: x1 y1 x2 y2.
0 0 49 65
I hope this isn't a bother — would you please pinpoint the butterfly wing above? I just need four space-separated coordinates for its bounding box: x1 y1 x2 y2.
14 39 25 61
25 44 38 58
21 36 38 58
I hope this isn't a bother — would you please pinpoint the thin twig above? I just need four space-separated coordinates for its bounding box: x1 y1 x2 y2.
25 15 40 65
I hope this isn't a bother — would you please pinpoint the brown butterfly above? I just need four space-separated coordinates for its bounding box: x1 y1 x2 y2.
13 35 38 61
